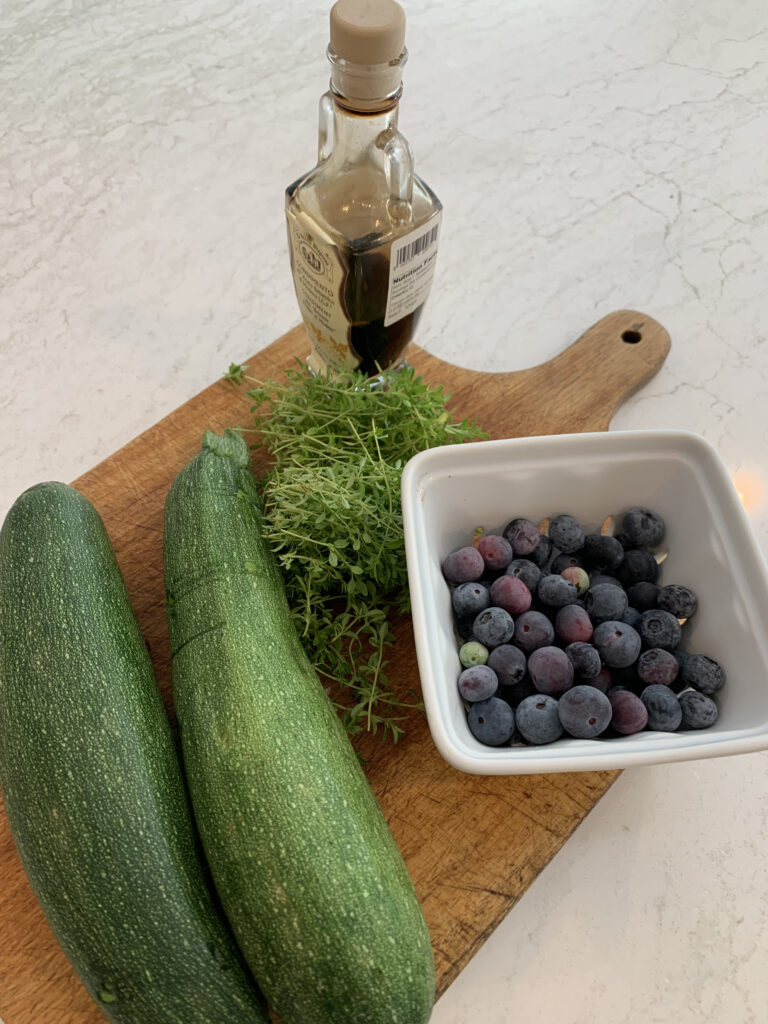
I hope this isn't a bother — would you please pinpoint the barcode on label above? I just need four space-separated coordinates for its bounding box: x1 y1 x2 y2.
394 224 439 268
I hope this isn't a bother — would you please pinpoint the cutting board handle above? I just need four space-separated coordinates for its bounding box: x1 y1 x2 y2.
541 309 671 432
416 309 671 438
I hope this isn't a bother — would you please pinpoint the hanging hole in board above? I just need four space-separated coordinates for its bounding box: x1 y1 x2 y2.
622 329 642 344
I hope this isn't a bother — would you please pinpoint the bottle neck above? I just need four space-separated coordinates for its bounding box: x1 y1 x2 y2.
327 45 406 109
330 95 400 159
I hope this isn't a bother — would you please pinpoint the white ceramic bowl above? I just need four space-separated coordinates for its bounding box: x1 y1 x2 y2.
401 430 768 774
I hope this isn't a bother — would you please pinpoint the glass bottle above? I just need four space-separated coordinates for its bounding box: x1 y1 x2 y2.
285 0 442 376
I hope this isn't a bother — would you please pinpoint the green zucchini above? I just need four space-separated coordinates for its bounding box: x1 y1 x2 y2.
0 482 266 1024
163 430 434 1024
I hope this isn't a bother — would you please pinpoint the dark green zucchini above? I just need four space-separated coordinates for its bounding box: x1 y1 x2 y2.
0 482 266 1024
163 430 434 1024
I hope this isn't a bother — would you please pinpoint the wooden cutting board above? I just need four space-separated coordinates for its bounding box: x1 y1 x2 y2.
0 310 670 1024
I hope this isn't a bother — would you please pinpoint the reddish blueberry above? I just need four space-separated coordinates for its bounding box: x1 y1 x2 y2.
489 574 532 616
477 534 514 571
442 546 484 584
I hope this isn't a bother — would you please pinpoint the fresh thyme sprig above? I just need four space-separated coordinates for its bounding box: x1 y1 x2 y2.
225 360 487 741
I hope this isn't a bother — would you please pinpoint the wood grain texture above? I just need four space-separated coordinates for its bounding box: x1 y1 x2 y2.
0 310 670 1024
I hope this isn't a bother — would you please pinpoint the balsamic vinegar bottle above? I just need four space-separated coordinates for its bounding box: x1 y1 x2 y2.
285 0 442 375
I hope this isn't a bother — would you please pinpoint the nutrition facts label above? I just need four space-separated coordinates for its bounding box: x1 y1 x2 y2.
384 212 442 326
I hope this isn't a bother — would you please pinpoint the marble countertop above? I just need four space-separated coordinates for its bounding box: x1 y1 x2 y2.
3 0 768 1020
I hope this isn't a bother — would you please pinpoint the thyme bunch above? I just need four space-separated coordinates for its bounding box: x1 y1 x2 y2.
225 360 486 741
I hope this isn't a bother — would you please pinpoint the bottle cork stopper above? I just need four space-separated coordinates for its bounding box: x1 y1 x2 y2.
330 0 406 65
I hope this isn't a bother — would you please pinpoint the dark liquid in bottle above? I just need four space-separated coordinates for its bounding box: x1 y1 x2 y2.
343 231 424 375
349 306 424 376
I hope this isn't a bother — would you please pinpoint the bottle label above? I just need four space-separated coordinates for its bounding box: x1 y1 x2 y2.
384 211 442 327
286 211 358 373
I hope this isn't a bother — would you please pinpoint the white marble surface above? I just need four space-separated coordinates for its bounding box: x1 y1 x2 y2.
2 0 768 1020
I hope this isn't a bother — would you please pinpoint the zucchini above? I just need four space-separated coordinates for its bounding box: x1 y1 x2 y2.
163 430 434 1024
0 482 266 1024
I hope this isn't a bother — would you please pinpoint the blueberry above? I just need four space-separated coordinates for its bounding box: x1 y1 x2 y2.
472 606 515 649
582 533 625 572
561 566 590 595
608 689 648 734
458 664 498 702
584 583 628 625
673 649 691 673
621 606 642 630
459 641 489 668
551 551 585 575
477 534 514 571
637 648 678 687
565 641 601 682
616 549 660 587
555 604 593 644
592 620 642 668
669 649 691 693
502 517 541 557
487 644 527 686
682 654 725 695
638 609 681 651
590 573 623 588
467 697 516 746
513 610 555 654
625 581 659 613
558 685 612 738
679 690 719 729
621 507 666 548
657 584 698 619
489 575 532 616
504 558 542 596
528 645 574 698
516 694 564 745
640 684 682 731
548 514 585 554
442 545 484 584
528 534 553 568
537 574 578 609
452 581 490 620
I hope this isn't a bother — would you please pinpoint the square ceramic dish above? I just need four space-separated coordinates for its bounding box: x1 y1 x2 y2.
401 430 768 774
